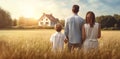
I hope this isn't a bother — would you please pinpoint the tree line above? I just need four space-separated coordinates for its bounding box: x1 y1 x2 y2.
0 7 120 30
0 7 38 29
96 14 120 30
0 8 12 28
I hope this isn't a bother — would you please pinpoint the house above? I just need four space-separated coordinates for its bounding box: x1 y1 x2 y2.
38 13 59 27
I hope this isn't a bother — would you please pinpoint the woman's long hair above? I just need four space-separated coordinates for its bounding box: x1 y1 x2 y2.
85 11 95 27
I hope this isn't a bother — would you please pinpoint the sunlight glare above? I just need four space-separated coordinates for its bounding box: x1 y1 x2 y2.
21 5 35 18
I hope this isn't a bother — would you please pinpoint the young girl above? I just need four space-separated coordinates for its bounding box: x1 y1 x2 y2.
50 23 67 53
82 11 101 52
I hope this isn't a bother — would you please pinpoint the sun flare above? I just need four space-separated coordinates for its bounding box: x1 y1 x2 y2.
21 5 35 18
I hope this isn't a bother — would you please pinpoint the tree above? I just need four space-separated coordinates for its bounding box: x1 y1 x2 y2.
12 19 17 26
18 17 38 26
104 16 117 28
18 16 25 26
114 14 120 29
0 8 12 28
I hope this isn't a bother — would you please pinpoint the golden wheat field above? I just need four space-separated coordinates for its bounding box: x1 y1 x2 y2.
0 29 120 59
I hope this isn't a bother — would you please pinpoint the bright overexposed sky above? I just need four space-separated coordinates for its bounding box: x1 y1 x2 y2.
0 0 120 20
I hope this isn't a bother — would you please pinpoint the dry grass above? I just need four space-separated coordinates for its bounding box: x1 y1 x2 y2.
0 29 120 59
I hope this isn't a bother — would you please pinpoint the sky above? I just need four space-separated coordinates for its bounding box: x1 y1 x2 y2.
0 0 120 20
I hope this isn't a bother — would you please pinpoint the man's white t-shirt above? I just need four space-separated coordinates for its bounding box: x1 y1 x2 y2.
50 32 66 52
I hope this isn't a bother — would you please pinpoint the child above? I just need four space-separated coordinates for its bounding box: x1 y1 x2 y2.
50 23 67 53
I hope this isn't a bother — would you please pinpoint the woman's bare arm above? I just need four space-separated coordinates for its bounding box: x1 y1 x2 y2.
98 24 101 38
82 25 86 43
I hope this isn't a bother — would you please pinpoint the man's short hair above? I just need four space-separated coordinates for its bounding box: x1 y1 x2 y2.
72 5 79 13
54 23 62 32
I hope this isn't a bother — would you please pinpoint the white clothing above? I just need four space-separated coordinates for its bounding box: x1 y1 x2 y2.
83 23 99 52
50 32 66 52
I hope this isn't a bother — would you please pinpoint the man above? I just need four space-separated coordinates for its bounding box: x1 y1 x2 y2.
64 5 84 52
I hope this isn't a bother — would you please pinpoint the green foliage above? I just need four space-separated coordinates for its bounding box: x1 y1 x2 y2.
0 8 12 28
12 19 17 26
96 14 120 30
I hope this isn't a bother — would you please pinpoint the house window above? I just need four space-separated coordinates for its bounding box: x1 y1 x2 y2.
41 22 43 25
46 19 48 21
46 22 49 24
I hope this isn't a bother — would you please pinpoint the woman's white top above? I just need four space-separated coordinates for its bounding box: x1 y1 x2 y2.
84 23 99 41
83 23 99 51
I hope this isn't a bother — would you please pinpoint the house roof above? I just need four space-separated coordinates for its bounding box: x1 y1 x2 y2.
39 13 59 22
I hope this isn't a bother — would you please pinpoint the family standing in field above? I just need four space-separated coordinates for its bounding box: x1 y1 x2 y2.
50 5 101 53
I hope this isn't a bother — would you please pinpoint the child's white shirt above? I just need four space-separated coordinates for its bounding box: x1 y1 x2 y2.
50 32 66 52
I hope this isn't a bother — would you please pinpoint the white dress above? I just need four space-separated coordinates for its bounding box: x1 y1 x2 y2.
83 23 99 52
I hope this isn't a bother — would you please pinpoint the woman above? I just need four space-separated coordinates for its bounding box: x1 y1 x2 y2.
82 11 101 52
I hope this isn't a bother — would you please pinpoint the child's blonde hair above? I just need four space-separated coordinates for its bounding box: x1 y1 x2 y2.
54 23 63 32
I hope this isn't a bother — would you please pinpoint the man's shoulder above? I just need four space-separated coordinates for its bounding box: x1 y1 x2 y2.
66 15 84 21
65 16 72 22
77 16 84 23
77 16 84 20
66 15 73 20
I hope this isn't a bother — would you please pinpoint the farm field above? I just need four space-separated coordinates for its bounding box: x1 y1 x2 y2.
0 29 120 59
